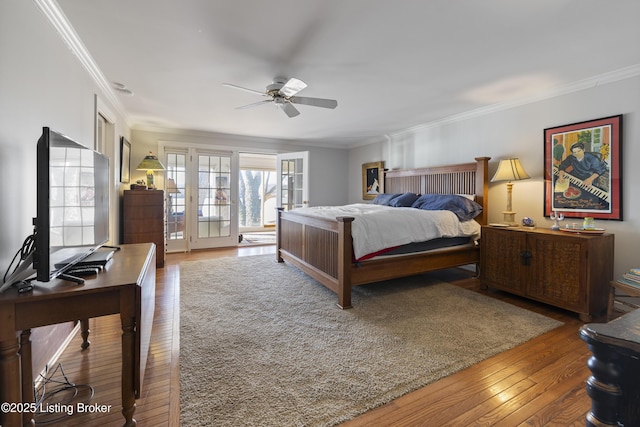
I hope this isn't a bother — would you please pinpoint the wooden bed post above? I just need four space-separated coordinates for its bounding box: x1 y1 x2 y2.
276 207 284 263
474 157 490 226
336 216 354 309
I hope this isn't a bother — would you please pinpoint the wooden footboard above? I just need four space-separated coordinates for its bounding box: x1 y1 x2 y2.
276 208 354 308
276 156 490 309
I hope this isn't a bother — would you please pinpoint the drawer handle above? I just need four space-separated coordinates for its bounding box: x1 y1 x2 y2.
520 251 532 266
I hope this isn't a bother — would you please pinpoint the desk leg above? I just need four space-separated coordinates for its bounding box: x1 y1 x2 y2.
19 330 35 427
0 338 23 427
584 341 622 427
121 313 137 427
80 319 91 350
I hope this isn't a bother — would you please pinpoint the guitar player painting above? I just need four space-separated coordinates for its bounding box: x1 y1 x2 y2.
544 115 622 220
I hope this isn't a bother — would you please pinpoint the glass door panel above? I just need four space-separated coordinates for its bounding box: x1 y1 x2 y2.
165 152 187 252
277 151 308 211
191 152 237 249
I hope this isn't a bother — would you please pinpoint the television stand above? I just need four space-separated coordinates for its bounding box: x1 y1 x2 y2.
0 243 156 427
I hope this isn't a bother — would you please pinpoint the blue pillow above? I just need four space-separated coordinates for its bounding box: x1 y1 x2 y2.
389 192 420 207
411 194 483 221
372 193 401 205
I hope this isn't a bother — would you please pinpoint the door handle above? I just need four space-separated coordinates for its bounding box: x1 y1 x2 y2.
520 251 532 266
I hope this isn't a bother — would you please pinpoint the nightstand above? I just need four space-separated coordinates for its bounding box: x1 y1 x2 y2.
480 225 614 321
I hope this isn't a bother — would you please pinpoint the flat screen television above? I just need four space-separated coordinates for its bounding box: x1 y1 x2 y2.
34 127 110 282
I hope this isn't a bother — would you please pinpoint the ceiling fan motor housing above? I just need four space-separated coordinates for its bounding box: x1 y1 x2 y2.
267 81 285 94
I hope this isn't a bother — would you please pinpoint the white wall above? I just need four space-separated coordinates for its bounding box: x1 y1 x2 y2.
0 0 129 270
348 75 640 278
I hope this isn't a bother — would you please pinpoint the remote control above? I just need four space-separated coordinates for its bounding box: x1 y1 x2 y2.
67 267 100 277
79 264 104 271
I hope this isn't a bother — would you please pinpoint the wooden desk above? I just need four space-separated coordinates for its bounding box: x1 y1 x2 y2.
608 280 640 320
580 309 640 426
0 243 156 427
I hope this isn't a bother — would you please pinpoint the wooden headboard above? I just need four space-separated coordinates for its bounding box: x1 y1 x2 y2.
383 157 490 225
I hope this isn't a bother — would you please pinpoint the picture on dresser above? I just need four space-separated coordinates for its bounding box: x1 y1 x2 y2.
544 114 622 220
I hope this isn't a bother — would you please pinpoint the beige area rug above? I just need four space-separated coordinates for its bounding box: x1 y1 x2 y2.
180 255 562 427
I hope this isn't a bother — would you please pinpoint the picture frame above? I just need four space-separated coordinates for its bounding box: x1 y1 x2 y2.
362 161 384 200
544 114 622 220
120 136 131 183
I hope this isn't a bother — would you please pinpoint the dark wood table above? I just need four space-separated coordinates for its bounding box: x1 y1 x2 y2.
0 243 156 427
580 308 640 426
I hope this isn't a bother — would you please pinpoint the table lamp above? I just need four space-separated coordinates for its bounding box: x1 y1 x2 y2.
491 158 530 226
166 178 180 213
166 178 180 194
136 152 165 189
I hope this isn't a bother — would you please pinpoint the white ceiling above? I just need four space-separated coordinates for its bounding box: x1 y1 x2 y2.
54 0 640 148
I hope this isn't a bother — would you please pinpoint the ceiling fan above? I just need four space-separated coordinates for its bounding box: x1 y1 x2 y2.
222 77 338 118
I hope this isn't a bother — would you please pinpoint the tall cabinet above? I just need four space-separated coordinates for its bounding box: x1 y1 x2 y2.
480 225 614 321
122 190 165 267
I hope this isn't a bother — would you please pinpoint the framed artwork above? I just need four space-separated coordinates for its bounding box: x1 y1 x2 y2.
544 114 622 220
362 161 384 200
120 136 131 183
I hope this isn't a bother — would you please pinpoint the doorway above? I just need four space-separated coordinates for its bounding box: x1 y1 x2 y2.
238 153 277 245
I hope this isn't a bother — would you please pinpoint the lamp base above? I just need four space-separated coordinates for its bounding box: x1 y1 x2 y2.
146 171 155 189
501 211 519 227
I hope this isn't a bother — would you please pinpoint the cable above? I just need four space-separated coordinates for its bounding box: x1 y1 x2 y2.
2 232 36 284
33 362 94 424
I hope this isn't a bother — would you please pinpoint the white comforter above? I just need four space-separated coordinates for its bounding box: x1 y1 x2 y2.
293 203 481 260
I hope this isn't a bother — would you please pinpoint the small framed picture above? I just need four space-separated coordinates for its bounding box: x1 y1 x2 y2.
543 115 622 220
120 136 131 183
362 161 384 200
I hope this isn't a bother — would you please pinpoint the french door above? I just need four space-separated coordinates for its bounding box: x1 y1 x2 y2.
191 151 238 249
276 151 309 210
164 147 238 252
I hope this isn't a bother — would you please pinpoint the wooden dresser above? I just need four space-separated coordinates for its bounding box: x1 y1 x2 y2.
122 190 165 267
480 225 614 321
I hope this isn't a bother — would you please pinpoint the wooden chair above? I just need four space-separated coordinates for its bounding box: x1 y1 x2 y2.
608 280 640 320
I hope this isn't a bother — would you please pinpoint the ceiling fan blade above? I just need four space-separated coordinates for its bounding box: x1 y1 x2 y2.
279 102 300 118
289 96 338 109
222 83 267 97
236 99 273 110
278 78 307 97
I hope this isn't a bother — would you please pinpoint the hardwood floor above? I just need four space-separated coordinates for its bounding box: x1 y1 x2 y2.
45 245 602 426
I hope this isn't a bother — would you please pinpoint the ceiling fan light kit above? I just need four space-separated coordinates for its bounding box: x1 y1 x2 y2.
222 77 337 118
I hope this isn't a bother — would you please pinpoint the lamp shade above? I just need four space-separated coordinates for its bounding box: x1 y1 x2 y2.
136 152 166 171
166 178 180 194
491 158 530 182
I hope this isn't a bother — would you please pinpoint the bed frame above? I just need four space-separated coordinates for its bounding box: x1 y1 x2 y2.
276 157 490 308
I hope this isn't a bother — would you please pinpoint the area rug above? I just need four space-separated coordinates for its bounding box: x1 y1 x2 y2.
240 231 277 245
180 255 562 426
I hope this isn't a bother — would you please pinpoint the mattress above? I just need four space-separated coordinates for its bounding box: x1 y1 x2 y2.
293 204 481 260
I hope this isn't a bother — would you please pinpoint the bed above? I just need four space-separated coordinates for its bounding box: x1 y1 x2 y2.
276 156 490 308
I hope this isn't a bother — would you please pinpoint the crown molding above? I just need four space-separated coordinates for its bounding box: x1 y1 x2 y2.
391 64 640 138
33 0 129 121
